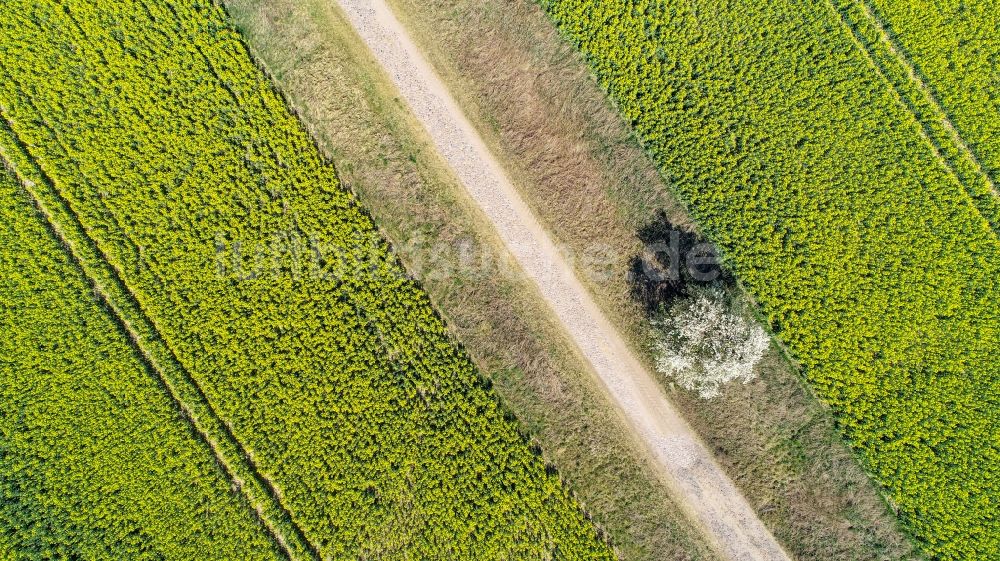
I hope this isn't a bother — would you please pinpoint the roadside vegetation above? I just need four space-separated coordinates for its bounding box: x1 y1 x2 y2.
0 1 614 559
3 0 990 558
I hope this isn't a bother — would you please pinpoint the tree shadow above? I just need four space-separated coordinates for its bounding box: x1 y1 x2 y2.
627 211 733 314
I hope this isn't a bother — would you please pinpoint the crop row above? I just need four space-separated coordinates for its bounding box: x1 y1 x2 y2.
0 1 614 559
829 0 1000 231
0 167 282 560
0 117 318 560
537 0 1000 558
865 0 1000 185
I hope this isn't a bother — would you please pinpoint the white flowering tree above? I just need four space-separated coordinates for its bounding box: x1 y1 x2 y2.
653 289 770 398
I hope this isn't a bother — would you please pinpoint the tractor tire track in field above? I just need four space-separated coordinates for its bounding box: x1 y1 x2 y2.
829 0 1000 230
331 2 792 560
857 0 998 195
0 118 322 561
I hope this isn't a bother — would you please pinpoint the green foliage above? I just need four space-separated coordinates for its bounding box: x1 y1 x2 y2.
0 1 613 559
0 170 282 560
867 0 1000 182
537 0 1000 558
829 0 1000 231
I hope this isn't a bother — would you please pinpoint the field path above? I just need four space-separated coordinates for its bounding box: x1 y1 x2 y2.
332 2 791 560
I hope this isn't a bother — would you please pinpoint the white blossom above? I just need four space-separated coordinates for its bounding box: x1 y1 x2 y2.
653 289 770 398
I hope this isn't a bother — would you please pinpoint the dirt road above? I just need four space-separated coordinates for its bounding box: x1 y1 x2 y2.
332 1 792 559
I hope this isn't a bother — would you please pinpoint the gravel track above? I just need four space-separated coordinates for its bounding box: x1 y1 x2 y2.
332 2 792 559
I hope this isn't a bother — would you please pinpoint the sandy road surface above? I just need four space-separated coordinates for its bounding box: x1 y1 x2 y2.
332 1 792 559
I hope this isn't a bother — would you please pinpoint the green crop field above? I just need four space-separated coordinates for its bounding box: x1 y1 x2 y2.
0 1 613 560
865 0 1000 182
828 0 1000 231
538 0 1000 559
0 169 282 560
